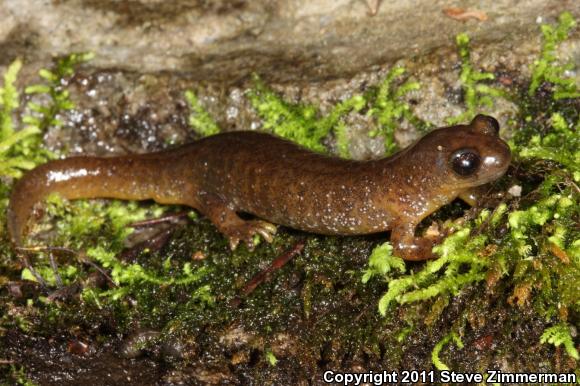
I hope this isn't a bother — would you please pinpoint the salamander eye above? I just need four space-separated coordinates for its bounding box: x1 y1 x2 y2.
450 148 481 177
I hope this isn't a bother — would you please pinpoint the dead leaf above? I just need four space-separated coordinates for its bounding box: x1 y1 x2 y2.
443 7 488 22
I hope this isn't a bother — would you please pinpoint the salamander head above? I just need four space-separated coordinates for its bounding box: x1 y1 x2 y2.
412 114 511 191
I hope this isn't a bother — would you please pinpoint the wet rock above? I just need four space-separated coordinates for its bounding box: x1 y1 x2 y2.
1 1 577 82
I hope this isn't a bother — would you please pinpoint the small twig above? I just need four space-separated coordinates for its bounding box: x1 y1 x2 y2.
570 180 580 194
16 245 79 288
15 245 78 256
0 359 15 364
16 245 116 287
231 240 305 306
80 257 117 287
242 240 305 296
15 252 47 288
49 251 63 287
129 211 190 228
119 227 174 262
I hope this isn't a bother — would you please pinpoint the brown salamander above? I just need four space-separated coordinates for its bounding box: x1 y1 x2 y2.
7 114 511 260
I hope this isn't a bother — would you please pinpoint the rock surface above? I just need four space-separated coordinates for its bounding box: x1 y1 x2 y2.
1 0 578 82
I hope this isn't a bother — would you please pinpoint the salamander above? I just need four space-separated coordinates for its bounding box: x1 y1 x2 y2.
7 114 511 260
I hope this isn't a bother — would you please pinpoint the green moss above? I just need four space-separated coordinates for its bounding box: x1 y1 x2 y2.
265 349 278 366
248 74 365 156
0 59 21 139
540 323 579 360
366 169 578 321
319 94 366 157
367 67 422 155
26 52 94 130
447 33 506 125
0 53 93 176
431 331 464 371
516 112 579 181
361 241 405 286
184 89 220 137
367 207 504 316
0 59 41 178
529 12 578 99
248 71 426 157
87 246 213 302
22 194 213 307
8 364 37 386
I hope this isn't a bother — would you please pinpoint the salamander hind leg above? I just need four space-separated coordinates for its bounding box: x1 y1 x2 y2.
197 193 277 251
390 221 442 261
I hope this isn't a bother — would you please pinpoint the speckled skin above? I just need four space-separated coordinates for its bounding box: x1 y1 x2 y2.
7 115 511 260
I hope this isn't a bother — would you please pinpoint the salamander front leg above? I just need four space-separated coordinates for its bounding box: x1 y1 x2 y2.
197 193 277 251
390 221 441 261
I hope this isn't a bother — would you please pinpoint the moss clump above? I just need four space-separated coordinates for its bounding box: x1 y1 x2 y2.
249 70 424 157
184 90 220 137
366 206 506 316
0 59 43 178
540 323 579 360
529 11 579 99
431 331 464 371
0 54 93 173
248 74 366 156
0 54 94 238
447 33 505 125
517 113 579 181
25 52 94 132
367 67 423 155
22 193 213 314
361 241 405 285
